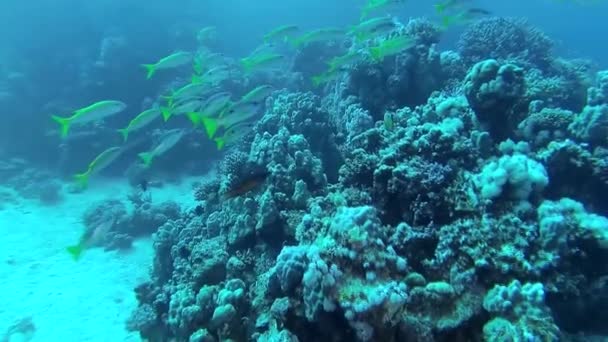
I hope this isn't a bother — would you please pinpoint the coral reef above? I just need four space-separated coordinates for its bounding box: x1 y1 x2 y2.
457 17 553 70
81 191 180 250
127 18 608 342
0 158 64 205
346 18 443 117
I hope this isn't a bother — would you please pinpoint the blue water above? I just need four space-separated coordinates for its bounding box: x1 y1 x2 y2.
2 0 608 340
1 0 606 160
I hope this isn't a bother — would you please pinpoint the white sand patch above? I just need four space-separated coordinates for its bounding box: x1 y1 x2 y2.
0 176 198 341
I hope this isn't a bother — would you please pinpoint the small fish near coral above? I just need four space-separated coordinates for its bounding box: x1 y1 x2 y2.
222 170 270 200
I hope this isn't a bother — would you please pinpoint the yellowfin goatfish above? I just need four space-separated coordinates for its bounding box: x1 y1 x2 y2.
161 99 205 121
361 0 406 20
248 44 279 59
291 28 346 47
141 51 193 79
441 8 491 27
187 92 232 127
213 121 256 150
223 170 269 200
163 82 210 107
240 53 286 74
263 25 300 43
241 85 274 103
327 52 364 72
349 16 396 41
66 218 115 261
202 92 233 116
117 108 161 142
369 34 415 61
192 65 232 84
138 129 185 168
202 101 262 138
197 26 217 44
51 100 126 138
312 68 346 87
73 146 123 189
434 0 470 14
194 52 226 75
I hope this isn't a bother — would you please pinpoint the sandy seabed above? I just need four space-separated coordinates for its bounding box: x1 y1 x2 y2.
0 177 196 342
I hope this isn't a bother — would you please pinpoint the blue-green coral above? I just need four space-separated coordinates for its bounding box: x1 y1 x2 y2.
126 15 608 342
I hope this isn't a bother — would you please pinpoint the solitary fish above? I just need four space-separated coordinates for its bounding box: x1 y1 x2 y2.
74 146 123 189
66 218 115 261
52 100 127 138
117 108 161 142
223 170 269 199
138 129 185 168
142 51 193 79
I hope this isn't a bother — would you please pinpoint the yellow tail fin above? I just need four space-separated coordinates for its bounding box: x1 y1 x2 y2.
117 128 129 142
142 64 156 79
442 15 453 28
240 59 254 74
201 117 220 139
66 244 84 261
434 3 446 14
311 75 323 88
138 152 154 168
73 171 90 190
193 59 203 75
161 107 172 122
51 115 71 138
191 75 203 84
186 112 201 127
214 137 226 150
